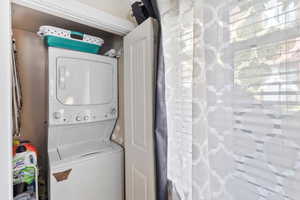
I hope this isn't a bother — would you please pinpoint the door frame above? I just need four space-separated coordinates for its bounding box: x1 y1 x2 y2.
0 0 13 199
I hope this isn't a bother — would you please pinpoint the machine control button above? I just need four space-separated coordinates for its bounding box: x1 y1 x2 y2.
84 116 89 121
53 112 62 119
76 116 82 121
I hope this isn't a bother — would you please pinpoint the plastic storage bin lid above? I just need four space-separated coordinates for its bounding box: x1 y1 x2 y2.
38 25 104 46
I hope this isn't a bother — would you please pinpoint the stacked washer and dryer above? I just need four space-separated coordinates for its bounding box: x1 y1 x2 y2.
47 47 123 200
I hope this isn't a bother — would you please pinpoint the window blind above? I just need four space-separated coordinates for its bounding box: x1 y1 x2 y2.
230 0 300 199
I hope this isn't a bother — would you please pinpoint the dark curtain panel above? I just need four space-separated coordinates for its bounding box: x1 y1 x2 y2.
154 28 168 200
141 1 168 200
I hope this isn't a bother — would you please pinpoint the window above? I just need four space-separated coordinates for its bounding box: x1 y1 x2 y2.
230 0 300 199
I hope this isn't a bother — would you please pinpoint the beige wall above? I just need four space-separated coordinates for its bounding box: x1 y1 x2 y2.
75 0 132 20
112 53 125 145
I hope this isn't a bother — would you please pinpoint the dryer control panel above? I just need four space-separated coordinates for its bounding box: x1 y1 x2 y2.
48 47 118 125
51 107 117 125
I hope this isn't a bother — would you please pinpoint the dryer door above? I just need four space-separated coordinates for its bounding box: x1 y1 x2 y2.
56 57 114 106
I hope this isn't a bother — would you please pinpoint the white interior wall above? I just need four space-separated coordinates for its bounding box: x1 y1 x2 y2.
75 0 133 21
0 0 13 199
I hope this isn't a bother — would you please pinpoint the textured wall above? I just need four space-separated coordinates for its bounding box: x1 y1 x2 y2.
112 54 125 145
13 29 48 174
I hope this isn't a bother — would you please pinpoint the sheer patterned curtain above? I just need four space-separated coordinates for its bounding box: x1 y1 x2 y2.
159 0 194 199
199 0 300 200
159 0 300 200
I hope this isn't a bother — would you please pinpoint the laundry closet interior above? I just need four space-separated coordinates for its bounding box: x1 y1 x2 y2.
10 1 156 200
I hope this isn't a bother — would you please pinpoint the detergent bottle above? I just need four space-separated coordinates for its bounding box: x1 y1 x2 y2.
13 140 38 200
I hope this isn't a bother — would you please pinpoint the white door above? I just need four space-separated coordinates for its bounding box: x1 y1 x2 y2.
0 0 13 199
124 18 157 200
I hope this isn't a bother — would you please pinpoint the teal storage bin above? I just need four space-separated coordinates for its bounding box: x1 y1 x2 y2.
38 26 104 54
44 35 101 54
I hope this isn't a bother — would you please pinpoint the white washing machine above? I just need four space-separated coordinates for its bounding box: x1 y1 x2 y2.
47 47 123 200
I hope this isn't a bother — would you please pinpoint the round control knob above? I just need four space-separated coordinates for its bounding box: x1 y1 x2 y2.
76 116 82 121
111 108 117 115
53 112 62 119
84 116 89 121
